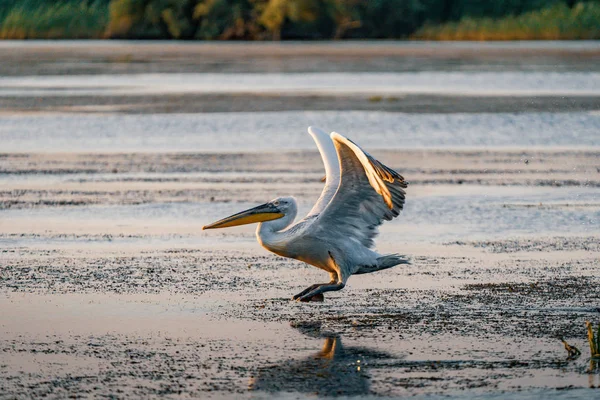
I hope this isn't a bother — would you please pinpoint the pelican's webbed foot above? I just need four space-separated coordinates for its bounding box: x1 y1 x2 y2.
295 282 345 302
304 293 324 302
292 283 326 300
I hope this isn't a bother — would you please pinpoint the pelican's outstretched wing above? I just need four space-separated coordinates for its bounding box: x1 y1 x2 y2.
305 126 341 217
313 132 407 248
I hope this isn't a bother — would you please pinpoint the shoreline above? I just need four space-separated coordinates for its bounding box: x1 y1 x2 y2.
2 40 600 77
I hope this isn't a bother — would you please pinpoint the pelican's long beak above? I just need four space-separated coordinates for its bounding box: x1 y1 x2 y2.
202 202 284 230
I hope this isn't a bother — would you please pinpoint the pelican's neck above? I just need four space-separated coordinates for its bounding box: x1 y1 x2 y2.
256 206 297 253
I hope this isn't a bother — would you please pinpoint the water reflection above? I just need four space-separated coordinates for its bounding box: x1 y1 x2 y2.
249 321 397 396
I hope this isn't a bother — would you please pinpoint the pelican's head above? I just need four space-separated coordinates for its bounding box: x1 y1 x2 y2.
202 197 296 230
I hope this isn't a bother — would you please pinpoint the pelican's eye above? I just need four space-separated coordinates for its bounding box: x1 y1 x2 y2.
273 200 280 206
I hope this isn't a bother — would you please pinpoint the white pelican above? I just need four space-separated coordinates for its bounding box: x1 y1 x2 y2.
203 127 408 302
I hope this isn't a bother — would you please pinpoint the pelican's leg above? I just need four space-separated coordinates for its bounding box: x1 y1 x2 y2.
296 253 349 302
297 282 345 302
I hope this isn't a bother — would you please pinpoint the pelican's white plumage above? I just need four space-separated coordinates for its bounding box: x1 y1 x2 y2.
305 126 340 217
203 127 408 301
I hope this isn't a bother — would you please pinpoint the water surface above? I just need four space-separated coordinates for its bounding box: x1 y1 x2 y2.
2 111 599 152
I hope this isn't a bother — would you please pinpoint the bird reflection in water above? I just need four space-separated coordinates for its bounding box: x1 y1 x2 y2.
248 321 397 396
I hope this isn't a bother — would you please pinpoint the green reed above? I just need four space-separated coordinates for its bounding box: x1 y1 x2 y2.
414 2 600 40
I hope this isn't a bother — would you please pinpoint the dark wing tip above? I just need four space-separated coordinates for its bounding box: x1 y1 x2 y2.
367 154 408 187
365 153 407 211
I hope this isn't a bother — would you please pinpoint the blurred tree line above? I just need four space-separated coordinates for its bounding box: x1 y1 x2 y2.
0 0 598 39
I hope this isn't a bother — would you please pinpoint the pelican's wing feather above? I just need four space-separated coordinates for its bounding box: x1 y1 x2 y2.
311 132 407 248
305 126 341 217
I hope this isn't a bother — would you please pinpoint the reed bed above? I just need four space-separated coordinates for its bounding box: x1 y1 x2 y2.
414 2 600 41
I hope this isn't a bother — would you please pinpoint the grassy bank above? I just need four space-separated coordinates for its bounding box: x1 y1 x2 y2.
0 0 108 39
414 2 600 40
0 0 599 40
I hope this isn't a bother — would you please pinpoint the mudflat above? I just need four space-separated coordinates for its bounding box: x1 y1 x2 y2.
1 41 599 398
2 148 599 398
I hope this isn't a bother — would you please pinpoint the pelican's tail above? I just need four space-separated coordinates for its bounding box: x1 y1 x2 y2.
355 254 410 275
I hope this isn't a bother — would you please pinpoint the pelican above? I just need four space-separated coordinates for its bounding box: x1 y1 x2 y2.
203 127 408 302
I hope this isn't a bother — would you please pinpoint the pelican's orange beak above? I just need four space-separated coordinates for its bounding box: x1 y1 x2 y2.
202 202 284 230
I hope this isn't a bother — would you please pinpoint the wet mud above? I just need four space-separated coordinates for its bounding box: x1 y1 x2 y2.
1 41 599 399
2 150 599 398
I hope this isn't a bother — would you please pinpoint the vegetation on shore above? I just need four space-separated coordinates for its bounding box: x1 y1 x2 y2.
414 2 600 40
0 0 599 40
0 0 109 39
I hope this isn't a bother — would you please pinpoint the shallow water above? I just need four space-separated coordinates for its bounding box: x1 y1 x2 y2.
2 71 600 97
2 111 600 152
1 186 598 247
